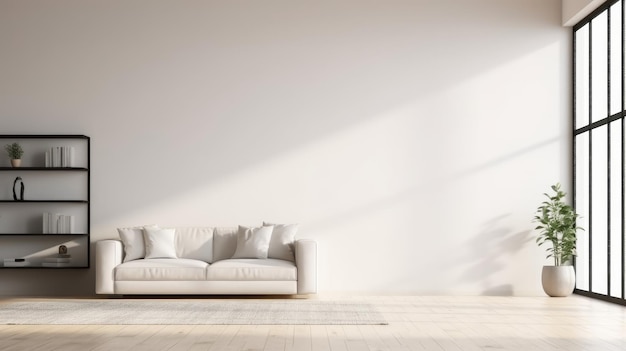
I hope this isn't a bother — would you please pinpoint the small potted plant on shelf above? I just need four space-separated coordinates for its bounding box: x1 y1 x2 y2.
533 183 583 297
4 142 24 168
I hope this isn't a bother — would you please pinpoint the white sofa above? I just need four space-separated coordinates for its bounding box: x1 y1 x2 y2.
95 226 317 295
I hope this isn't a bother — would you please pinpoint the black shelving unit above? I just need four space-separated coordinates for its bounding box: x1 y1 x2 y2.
0 134 90 268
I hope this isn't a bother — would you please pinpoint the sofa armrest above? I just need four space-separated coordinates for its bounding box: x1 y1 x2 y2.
295 239 317 294
95 239 123 294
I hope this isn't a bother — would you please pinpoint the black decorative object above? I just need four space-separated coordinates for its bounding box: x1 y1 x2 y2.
12 177 24 201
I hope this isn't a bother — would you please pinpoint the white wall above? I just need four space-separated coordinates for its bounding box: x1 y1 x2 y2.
0 0 570 296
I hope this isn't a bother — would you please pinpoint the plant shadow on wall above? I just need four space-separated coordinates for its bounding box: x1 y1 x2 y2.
460 214 534 296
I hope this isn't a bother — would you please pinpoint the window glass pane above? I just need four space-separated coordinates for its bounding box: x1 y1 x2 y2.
591 125 608 295
610 120 623 298
610 3 622 115
576 132 590 291
577 24 590 129
592 12 608 123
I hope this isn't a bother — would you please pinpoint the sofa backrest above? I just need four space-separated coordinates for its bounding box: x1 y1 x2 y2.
174 227 214 262
140 225 294 263
212 227 238 262
173 226 240 263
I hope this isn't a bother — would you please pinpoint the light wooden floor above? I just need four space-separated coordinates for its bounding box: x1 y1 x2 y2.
0 295 624 350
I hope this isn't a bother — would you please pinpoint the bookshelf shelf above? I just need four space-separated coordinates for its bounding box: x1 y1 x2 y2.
0 167 88 171
0 233 88 236
0 200 88 203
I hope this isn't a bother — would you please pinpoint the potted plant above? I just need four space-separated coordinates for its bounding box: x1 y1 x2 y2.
4 142 24 168
533 183 583 297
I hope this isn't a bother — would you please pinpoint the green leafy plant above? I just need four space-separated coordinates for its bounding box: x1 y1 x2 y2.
533 183 583 266
4 142 24 160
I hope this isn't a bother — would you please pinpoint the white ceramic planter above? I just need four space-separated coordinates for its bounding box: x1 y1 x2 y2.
10 159 21 168
541 265 576 297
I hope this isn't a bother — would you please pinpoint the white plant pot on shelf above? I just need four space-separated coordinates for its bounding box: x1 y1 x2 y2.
10 159 21 168
541 265 576 297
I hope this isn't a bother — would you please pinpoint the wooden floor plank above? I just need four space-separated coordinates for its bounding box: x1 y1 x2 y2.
175 325 223 351
310 325 331 351
292 325 312 351
264 325 292 351
326 325 348 351
208 325 241 351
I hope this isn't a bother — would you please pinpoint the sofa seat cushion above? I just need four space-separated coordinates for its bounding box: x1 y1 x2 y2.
206 259 296 281
115 258 208 281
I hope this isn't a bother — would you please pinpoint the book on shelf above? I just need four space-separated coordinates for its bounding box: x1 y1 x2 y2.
43 213 75 234
44 146 75 167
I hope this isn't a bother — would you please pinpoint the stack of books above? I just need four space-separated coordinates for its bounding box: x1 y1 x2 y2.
3 258 30 267
42 255 71 267
45 146 75 167
43 213 75 234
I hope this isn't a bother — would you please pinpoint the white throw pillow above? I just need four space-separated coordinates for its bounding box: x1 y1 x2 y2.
263 222 298 262
117 224 158 262
143 227 178 259
231 225 273 259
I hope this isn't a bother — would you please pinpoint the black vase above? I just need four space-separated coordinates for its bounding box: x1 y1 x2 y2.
13 177 24 201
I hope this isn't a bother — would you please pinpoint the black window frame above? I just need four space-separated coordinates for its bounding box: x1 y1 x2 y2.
573 0 626 306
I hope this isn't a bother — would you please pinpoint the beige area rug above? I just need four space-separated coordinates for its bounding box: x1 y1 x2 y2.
0 299 388 325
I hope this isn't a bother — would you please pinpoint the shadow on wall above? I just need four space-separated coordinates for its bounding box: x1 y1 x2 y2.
307 137 559 237
72 0 566 228
460 215 534 296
